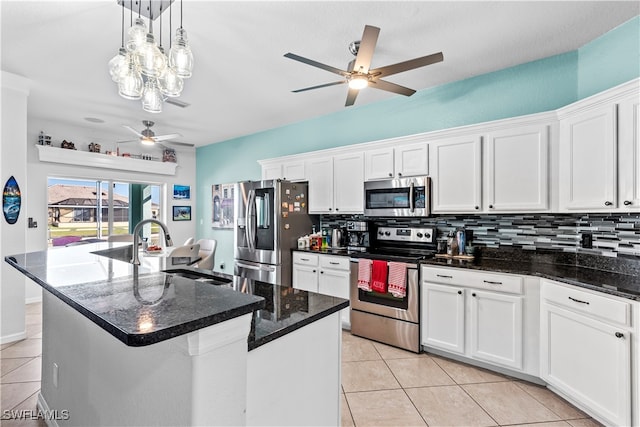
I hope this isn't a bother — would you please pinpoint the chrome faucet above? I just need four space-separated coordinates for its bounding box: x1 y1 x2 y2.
131 219 174 265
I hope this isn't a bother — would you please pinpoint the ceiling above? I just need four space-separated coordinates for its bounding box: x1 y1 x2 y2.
1 1 638 148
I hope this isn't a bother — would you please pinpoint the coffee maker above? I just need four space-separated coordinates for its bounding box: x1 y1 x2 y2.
346 221 370 252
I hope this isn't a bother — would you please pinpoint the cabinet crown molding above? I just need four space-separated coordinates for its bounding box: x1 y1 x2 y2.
556 78 640 119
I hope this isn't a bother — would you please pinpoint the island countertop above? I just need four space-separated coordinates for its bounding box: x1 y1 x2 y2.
5 242 348 349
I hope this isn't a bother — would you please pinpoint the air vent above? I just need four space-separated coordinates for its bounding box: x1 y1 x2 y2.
165 98 191 108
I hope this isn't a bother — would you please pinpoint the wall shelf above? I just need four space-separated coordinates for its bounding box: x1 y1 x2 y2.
35 145 178 176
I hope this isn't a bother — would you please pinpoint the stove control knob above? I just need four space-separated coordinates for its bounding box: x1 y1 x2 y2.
425 233 431 239
378 231 384 236
384 231 391 236
416 232 423 238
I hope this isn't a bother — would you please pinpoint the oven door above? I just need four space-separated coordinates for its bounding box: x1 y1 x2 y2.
349 260 419 323
363 177 430 217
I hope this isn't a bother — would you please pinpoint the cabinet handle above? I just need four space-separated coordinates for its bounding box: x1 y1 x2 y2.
320 271 324 274
436 274 453 279
488 204 494 209
474 206 479 210
457 290 462 295
328 208 332 211
472 293 477 297
604 201 613 206
312 269 316 273
568 296 590 305
388 173 393 177
483 280 502 285
329 262 340 265
398 173 402 177
301 258 310 261
335 208 339 211
615 332 625 339
624 200 632 206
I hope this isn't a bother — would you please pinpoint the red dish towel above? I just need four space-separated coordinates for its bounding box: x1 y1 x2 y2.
357 258 372 291
371 260 388 293
388 262 408 298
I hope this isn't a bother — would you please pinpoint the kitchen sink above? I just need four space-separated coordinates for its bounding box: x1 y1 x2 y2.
162 268 232 286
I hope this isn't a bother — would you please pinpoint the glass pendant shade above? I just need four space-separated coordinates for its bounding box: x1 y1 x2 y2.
141 79 163 113
118 59 143 100
158 67 183 97
135 33 167 78
169 28 193 78
126 18 148 52
108 47 127 82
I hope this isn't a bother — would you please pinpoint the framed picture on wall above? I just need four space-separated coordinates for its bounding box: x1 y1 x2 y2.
173 184 191 200
172 206 191 221
212 183 235 229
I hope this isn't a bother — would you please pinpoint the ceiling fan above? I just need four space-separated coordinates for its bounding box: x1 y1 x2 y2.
120 120 193 147
284 25 443 107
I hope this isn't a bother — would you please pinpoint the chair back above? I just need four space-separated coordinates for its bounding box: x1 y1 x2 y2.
195 239 217 270
168 243 200 259
183 237 195 245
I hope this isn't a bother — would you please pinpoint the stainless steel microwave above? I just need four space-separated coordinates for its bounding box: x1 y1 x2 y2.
363 176 431 217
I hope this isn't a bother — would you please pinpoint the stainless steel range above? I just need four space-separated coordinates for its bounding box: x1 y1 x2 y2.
349 226 436 353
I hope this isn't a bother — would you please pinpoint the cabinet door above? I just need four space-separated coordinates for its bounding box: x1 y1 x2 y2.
307 157 334 214
559 105 617 211
540 303 631 426
318 268 350 299
485 125 549 211
395 142 428 178
430 135 482 213
292 264 318 292
469 290 523 370
282 161 306 182
262 164 282 180
364 147 394 180
333 152 364 214
619 96 640 210
421 283 465 354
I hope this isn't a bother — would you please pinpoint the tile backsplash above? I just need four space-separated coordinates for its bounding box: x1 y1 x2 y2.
323 213 640 259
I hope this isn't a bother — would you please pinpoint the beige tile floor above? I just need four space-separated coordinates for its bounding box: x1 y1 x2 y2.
1 303 604 427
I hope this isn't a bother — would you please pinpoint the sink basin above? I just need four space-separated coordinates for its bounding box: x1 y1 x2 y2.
92 245 134 263
163 268 232 286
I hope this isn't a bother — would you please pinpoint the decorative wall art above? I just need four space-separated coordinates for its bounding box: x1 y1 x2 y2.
162 148 177 163
173 184 191 200
3 176 21 224
212 183 235 229
172 206 191 221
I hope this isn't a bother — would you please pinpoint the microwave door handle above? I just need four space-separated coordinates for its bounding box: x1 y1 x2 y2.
409 182 415 212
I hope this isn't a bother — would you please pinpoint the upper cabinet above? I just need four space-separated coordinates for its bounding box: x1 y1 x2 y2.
559 84 640 212
307 152 364 214
261 159 306 181
364 142 428 180
430 135 482 213
484 124 549 212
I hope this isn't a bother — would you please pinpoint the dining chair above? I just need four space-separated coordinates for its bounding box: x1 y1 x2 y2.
183 237 195 245
168 243 200 259
194 239 217 270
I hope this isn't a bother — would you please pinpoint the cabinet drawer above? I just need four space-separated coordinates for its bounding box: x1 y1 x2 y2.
422 266 523 295
541 280 631 327
293 252 318 266
319 255 350 271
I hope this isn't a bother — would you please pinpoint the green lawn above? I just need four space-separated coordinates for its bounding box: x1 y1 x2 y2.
48 222 161 239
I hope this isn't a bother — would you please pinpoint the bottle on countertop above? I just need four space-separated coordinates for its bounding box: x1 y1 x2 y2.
446 231 459 256
456 229 466 255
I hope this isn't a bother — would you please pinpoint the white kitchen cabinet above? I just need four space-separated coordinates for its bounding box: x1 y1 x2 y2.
484 124 549 211
559 104 618 211
540 280 632 426
421 266 527 372
364 142 428 180
429 135 482 213
307 153 364 214
293 252 351 328
619 94 640 210
261 160 306 181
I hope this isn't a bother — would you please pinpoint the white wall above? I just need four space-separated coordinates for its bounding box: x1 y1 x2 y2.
1 72 30 343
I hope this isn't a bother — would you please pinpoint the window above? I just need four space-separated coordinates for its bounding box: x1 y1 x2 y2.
47 178 161 247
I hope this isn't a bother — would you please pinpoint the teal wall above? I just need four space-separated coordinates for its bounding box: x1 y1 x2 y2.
196 16 640 273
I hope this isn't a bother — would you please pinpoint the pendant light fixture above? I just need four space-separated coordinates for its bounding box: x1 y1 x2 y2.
109 0 193 113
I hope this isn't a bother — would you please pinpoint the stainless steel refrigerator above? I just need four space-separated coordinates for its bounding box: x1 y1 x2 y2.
234 180 319 286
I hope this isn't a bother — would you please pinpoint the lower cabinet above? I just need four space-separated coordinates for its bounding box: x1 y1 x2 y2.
293 252 351 329
540 279 632 426
421 269 524 371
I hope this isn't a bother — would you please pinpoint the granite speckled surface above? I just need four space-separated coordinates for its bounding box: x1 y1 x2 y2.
5 242 347 349
422 247 640 300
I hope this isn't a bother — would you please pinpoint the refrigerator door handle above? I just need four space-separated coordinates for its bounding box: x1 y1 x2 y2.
246 189 256 251
236 261 276 272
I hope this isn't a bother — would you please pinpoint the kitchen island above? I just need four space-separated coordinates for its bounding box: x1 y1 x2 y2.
5 242 348 426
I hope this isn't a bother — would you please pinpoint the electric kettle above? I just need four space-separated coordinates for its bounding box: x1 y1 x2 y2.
331 228 344 248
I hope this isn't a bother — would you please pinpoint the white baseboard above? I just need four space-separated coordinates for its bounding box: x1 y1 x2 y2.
37 393 60 427
26 297 42 305
1 330 26 345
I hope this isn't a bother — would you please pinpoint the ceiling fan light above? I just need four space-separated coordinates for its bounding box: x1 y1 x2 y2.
348 75 369 90
140 137 155 146
126 18 148 52
141 79 163 113
169 28 193 78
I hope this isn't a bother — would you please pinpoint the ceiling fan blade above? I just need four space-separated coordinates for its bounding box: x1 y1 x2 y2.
284 53 349 77
152 133 182 142
370 79 416 97
292 81 346 93
168 141 195 148
370 52 444 78
352 25 380 74
116 140 137 144
123 125 144 138
345 87 359 107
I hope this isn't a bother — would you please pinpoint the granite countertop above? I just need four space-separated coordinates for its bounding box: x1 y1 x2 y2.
5 242 348 349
